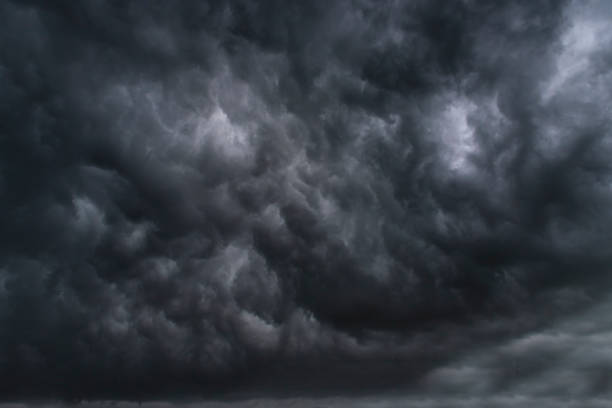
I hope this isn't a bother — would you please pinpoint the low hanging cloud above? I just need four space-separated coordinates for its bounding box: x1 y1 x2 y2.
1 0 612 404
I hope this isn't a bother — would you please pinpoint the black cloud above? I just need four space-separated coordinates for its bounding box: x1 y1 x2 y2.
1 0 612 404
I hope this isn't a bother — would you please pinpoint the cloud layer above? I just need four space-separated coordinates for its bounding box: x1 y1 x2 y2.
1 0 612 403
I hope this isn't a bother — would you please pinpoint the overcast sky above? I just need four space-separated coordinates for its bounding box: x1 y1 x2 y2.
1 0 612 406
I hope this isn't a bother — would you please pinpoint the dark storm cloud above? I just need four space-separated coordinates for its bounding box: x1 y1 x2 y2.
1 0 612 404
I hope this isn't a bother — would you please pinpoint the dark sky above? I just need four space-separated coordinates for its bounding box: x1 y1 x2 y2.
1 0 612 406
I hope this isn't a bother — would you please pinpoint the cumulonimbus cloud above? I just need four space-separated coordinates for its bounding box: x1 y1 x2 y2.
1 0 612 403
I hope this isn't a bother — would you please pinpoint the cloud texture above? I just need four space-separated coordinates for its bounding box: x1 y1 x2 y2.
1 0 612 404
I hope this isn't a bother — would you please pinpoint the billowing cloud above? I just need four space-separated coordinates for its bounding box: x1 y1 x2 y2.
1 0 612 404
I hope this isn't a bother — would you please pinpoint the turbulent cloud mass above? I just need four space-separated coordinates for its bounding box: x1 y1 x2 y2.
1 0 612 405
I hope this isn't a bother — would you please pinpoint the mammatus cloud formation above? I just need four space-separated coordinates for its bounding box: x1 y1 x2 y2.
1 0 612 405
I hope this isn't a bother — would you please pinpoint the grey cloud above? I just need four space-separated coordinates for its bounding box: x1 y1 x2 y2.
1 0 612 403
417 292 612 399
2 396 612 408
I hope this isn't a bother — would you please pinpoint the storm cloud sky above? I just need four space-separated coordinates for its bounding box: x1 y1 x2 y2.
1 0 612 406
